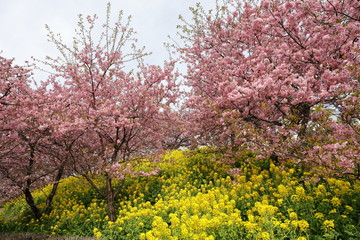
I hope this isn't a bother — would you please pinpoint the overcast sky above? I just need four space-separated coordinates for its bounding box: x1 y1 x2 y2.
0 0 216 80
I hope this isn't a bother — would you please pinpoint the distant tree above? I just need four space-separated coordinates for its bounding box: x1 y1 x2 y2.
179 0 360 177
44 4 178 221
0 56 68 219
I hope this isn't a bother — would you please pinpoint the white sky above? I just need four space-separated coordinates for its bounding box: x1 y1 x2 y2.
0 0 216 81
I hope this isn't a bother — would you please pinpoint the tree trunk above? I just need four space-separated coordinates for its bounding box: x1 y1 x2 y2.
297 104 311 139
24 145 42 219
44 164 65 215
105 174 117 222
24 187 42 220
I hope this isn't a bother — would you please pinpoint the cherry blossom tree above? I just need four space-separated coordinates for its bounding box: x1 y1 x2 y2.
0 56 69 219
44 4 178 221
179 0 359 177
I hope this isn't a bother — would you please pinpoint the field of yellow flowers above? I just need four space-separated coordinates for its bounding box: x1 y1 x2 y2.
1 149 359 239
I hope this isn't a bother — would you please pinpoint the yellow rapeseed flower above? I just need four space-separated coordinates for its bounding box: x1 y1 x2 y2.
278 184 289 196
255 202 278 216
180 223 189 238
345 205 353 211
315 184 327 197
258 231 271 240
280 222 290 231
139 233 146 240
331 197 341 207
243 221 259 233
314 213 324 219
323 220 335 231
93 228 102 239
295 186 306 196
329 209 337 214
289 212 298 220
292 220 310 231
